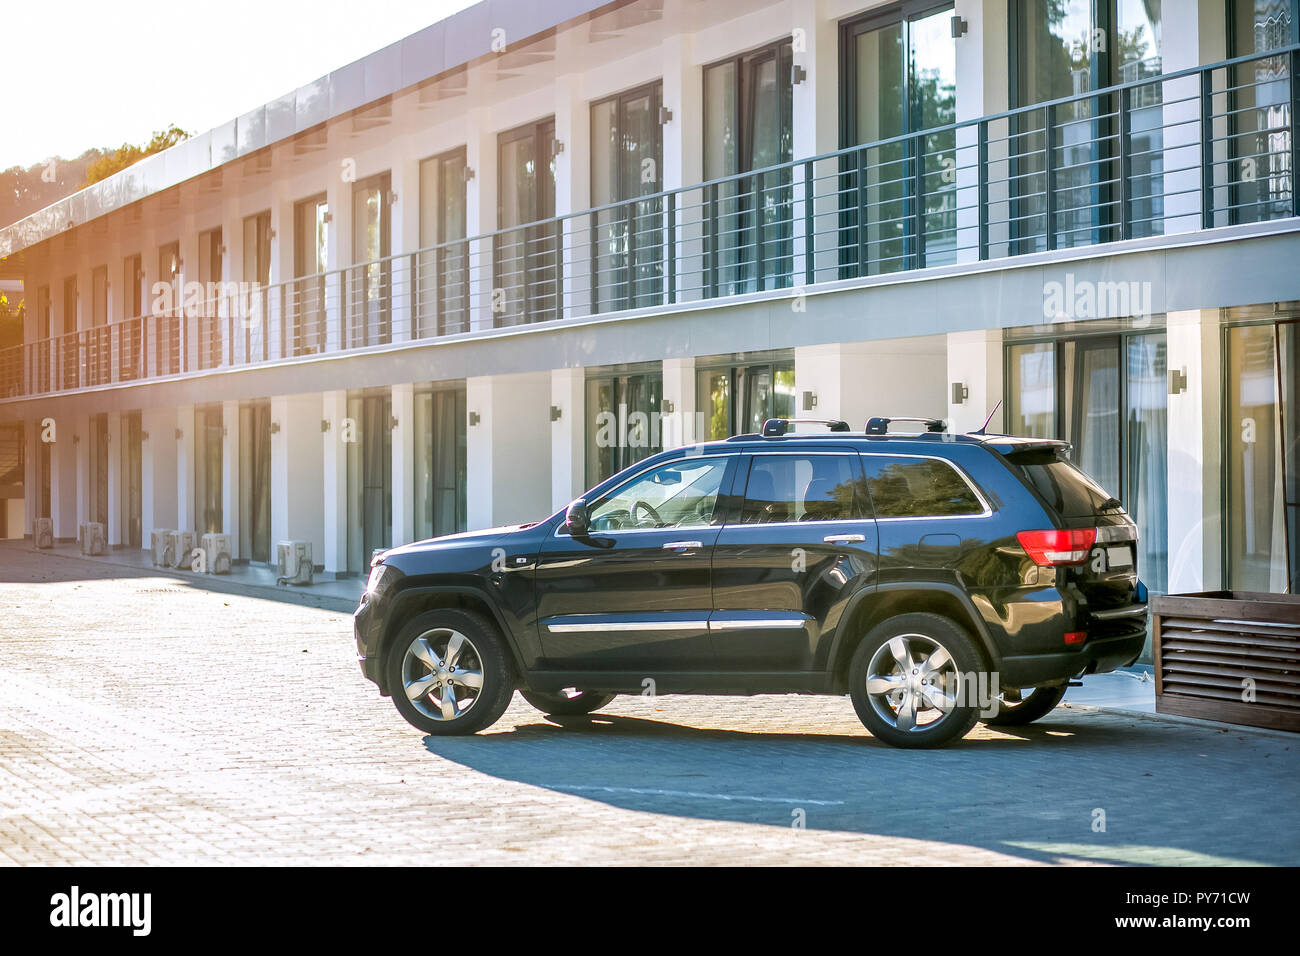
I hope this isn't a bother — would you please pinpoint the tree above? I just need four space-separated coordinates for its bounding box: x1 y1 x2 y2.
82 125 191 187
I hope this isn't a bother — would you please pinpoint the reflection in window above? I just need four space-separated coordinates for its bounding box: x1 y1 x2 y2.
740 455 863 523
585 370 664 486
589 458 729 531
863 457 984 517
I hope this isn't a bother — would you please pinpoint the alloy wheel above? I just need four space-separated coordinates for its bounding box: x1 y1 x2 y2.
400 628 485 721
865 633 961 733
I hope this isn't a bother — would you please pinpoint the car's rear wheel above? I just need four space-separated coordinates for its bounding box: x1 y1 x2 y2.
519 689 616 716
387 609 515 735
849 613 984 749
983 683 1068 726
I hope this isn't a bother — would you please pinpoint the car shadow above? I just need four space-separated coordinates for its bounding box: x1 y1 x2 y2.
418 706 1297 866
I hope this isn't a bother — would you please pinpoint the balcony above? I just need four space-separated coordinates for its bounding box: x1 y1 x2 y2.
2 45 1296 401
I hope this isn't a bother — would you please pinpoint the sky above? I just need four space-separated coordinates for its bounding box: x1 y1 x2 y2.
1 0 480 171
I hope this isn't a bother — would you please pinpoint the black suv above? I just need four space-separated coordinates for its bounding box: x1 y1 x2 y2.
355 417 1147 748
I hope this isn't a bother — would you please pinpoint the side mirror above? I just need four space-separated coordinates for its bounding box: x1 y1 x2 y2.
563 498 590 536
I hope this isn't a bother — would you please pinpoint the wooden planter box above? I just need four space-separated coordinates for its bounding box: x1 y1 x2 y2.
1152 591 1300 732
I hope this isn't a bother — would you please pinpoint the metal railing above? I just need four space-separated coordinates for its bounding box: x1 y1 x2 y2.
2 45 1296 400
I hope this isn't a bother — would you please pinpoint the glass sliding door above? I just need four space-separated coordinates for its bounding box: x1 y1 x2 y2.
592 83 664 312
242 210 272 362
418 148 469 337
695 358 796 439
194 404 223 536
120 255 144 380
704 39 793 296
414 385 467 541
157 243 181 375
89 413 109 527
347 391 393 573
351 175 390 347
497 119 558 326
1225 321 1299 592
585 368 664 486
121 411 142 550
1117 0 1165 237
197 229 223 370
1007 332 1168 592
293 196 329 355
841 3 958 275
1227 0 1297 225
239 400 271 563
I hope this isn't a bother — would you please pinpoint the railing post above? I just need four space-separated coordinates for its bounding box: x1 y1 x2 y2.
1201 68 1214 230
803 160 814 286
1119 84 1132 240
978 121 989 260
753 171 765 292
554 218 564 320
667 191 677 304
856 147 868 275
1292 49 1299 220
1044 103 1057 251
911 133 926 269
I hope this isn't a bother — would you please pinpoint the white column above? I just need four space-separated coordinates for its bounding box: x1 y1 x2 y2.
391 382 416 546
550 367 585 510
1166 309 1222 594
179 215 199 372
390 154 420 342
50 421 77 541
140 406 178 540
661 357 698 448
270 393 325 566
269 182 294 360
176 405 195 531
106 411 122 546
222 399 240 558
23 415 37 536
554 74 589 318
322 390 349 575
465 107 498 332
790 0 838 283
954 0 1010 262
946 329 1004 434
467 372 552 529
325 165 353 353
662 33 702 300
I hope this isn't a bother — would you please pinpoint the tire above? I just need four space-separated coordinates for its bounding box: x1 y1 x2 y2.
848 612 985 749
520 689 616 716
386 609 515 735
983 683 1068 726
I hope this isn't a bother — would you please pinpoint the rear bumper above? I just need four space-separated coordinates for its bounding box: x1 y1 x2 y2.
998 618 1146 688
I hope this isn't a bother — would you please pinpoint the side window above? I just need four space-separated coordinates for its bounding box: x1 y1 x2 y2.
589 458 730 531
740 454 864 524
861 455 985 517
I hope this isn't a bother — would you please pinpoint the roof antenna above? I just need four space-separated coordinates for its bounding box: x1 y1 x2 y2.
973 399 1003 436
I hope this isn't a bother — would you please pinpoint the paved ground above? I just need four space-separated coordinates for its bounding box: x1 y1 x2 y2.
1 544 1296 866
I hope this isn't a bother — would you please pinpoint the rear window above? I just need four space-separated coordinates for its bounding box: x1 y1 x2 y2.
861 456 985 517
1003 450 1118 516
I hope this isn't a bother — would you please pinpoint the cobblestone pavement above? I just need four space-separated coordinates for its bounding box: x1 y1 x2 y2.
1 546 1296 866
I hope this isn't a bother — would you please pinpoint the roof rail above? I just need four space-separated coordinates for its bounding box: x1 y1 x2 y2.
865 416 946 435
760 418 851 437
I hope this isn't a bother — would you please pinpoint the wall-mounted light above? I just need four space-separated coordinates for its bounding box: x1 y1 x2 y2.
322 212 333 223
464 167 476 182
551 140 565 158
660 398 675 414
951 15 969 38
73 434 80 444
267 229 277 240
218 245 227 255
468 411 481 426
802 390 817 411
270 421 280 434
791 64 807 85
387 190 399 205
1168 368 1188 395
320 419 331 432
141 431 150 441
174 427 183 440
550 405 562 422
951 382 969 405
389 415 399 430
658 106 673 125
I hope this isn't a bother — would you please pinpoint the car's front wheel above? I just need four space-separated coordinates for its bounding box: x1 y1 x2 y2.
849 612 985 749
520 689 616 715
983 683 1068 726
386 609 515 735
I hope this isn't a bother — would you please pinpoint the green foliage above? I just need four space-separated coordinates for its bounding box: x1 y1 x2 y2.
83 125 191 187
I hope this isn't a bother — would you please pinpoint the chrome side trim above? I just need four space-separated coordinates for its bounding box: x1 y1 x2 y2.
546 619 710 633
708 618 809 631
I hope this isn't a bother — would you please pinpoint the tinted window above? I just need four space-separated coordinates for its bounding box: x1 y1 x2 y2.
862 456 984 517
1003 449 1117 517
590 458 730 531
740 455 863 523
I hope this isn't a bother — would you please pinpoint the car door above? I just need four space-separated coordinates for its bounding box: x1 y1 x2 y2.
710 450 878 671
534 454 737 671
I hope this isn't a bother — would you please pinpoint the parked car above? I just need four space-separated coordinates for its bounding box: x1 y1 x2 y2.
355 416 1146 748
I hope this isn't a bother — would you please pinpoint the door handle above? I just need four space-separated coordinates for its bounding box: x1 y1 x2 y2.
823 533 866 544
662 540 704 550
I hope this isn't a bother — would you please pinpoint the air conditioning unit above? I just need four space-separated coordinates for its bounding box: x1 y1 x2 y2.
276 539 314 586
35 517 54 550
151 529 175 567
200 533 232 574
79 522 106 556
166 530 196 570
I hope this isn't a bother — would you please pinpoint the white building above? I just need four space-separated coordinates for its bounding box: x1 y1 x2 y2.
0 0 1297 595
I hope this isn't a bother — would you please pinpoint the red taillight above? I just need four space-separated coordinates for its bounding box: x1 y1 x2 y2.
1016 528 1097 566
1064 631 1087 646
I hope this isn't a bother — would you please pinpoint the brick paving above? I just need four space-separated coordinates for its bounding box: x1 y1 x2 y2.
1 544 1296 866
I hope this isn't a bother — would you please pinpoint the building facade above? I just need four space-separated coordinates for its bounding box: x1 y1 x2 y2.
0 0 1297 595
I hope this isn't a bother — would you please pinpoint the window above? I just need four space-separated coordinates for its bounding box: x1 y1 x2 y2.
418 148 469 336
840 2 958 274
592 83 663 311
292 196 329 355
414 384 467 540
704 39 794 294
740 454 865 523
862 456 985 517
586 369 664 486
589 458 730 531
241 212 271 362
497 119 558 326
351 174 390 347
696 358 796 439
